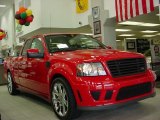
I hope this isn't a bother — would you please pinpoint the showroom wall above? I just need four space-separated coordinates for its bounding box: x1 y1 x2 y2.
0 5 14 51
41 0 92 28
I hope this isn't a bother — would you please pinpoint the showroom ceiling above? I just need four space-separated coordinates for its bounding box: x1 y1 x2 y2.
116 7 160 40
0 0 159 41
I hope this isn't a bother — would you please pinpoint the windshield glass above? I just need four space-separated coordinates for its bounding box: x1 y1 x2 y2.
45 34 106 53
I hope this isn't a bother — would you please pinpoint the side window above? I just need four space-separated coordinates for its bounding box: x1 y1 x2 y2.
21 39 32 56
31 38 44 53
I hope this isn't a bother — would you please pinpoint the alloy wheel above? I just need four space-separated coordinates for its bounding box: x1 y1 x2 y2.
7 73 12 93
52 82 69 117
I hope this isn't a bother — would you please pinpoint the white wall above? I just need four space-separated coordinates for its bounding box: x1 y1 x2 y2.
0 6 15 50
72 0 92 28
41 0 92 28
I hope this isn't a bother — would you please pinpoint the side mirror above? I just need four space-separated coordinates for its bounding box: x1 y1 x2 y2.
27 48 44 58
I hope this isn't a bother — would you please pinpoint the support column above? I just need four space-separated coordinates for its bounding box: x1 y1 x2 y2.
89 0 117 49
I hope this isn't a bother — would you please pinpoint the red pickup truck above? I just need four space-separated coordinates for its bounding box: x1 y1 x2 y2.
4 34 156 120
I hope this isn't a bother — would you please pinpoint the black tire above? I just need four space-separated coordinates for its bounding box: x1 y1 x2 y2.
7 72 18 95
51 77 80 120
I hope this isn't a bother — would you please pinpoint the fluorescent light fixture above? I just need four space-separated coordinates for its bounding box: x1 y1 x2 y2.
126 38 137 39
81 33 93 35
141 30 158 33
141 23 160 27
156 33 160 35
0 5 6 7
142 35 156 37
119 21 160 27
119 34 135 37
119 21 142 26
116 29 131 32
116 40 121 41
156 14 160 16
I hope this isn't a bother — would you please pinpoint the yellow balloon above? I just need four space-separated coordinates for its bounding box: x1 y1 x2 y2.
16 20 19 24
26 9 32 16
0 32 3 36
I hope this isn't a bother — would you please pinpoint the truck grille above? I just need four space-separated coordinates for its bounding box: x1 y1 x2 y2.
116 82 152 101
107 58 146 77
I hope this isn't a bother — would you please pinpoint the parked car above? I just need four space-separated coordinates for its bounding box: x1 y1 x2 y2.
4 33 156 120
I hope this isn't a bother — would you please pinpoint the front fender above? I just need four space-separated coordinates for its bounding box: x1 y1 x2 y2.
47 62 77 87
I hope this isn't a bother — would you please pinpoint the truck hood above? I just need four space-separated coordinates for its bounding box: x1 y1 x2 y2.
50 49 144 62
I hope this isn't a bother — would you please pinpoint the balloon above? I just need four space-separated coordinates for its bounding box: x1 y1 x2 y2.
20 12 27 19
0 29 3 32
16 11 20 14
19 7 27 13
0 32 3 36
2 33 6 38
26 16 33 22
25 22 30 26
26 9 32 16
15 14 21 19
16 20 20 24
19 19 26 25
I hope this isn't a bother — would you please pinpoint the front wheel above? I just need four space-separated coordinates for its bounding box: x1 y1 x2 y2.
7 72 18 95
51 77 80 120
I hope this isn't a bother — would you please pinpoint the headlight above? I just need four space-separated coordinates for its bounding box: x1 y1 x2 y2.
77 62 107 76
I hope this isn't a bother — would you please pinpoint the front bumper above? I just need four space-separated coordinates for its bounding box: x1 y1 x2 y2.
72 70 156 110
79 92 156 110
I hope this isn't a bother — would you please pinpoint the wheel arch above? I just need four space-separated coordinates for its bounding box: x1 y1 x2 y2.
49 73 77 104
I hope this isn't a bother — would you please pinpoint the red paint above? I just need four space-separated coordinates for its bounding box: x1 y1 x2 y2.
4 34 155 109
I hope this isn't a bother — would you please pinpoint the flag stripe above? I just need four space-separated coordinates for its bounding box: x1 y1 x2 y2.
135 0 139 16
115 0 119 22
130 0 133 18
125 0 128 20
138 0 143 15
132 0 136 17
127 0 131 19
146 0 151 13
119 0 123 21
122 0 126 20
117 0 121 22
115 0 154 22
150 0 154 11
142 0 147 14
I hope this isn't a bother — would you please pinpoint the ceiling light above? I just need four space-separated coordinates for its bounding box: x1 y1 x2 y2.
116 29 131 32
141 30 158 33
119 21 142 26
156 33 160 35
0 5 6 7
140 23 160 27
126 38 137 39
119 21 160 27
81 33 93 36
156 14 160 16
116 40 121 41
119 34 135 37
142 35 156 37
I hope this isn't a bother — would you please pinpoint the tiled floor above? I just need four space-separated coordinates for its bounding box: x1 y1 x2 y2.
0 85 160 120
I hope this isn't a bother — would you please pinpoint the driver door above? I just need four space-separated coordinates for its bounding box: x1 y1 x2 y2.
27 37 48 94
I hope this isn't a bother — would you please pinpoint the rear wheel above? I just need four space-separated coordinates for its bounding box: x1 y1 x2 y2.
7 72 18 95
51 77 80 120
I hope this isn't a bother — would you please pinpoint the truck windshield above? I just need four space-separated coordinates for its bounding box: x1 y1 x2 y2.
45 34 106 53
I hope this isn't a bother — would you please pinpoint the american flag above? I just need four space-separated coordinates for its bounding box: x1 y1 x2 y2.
115 0 155 22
